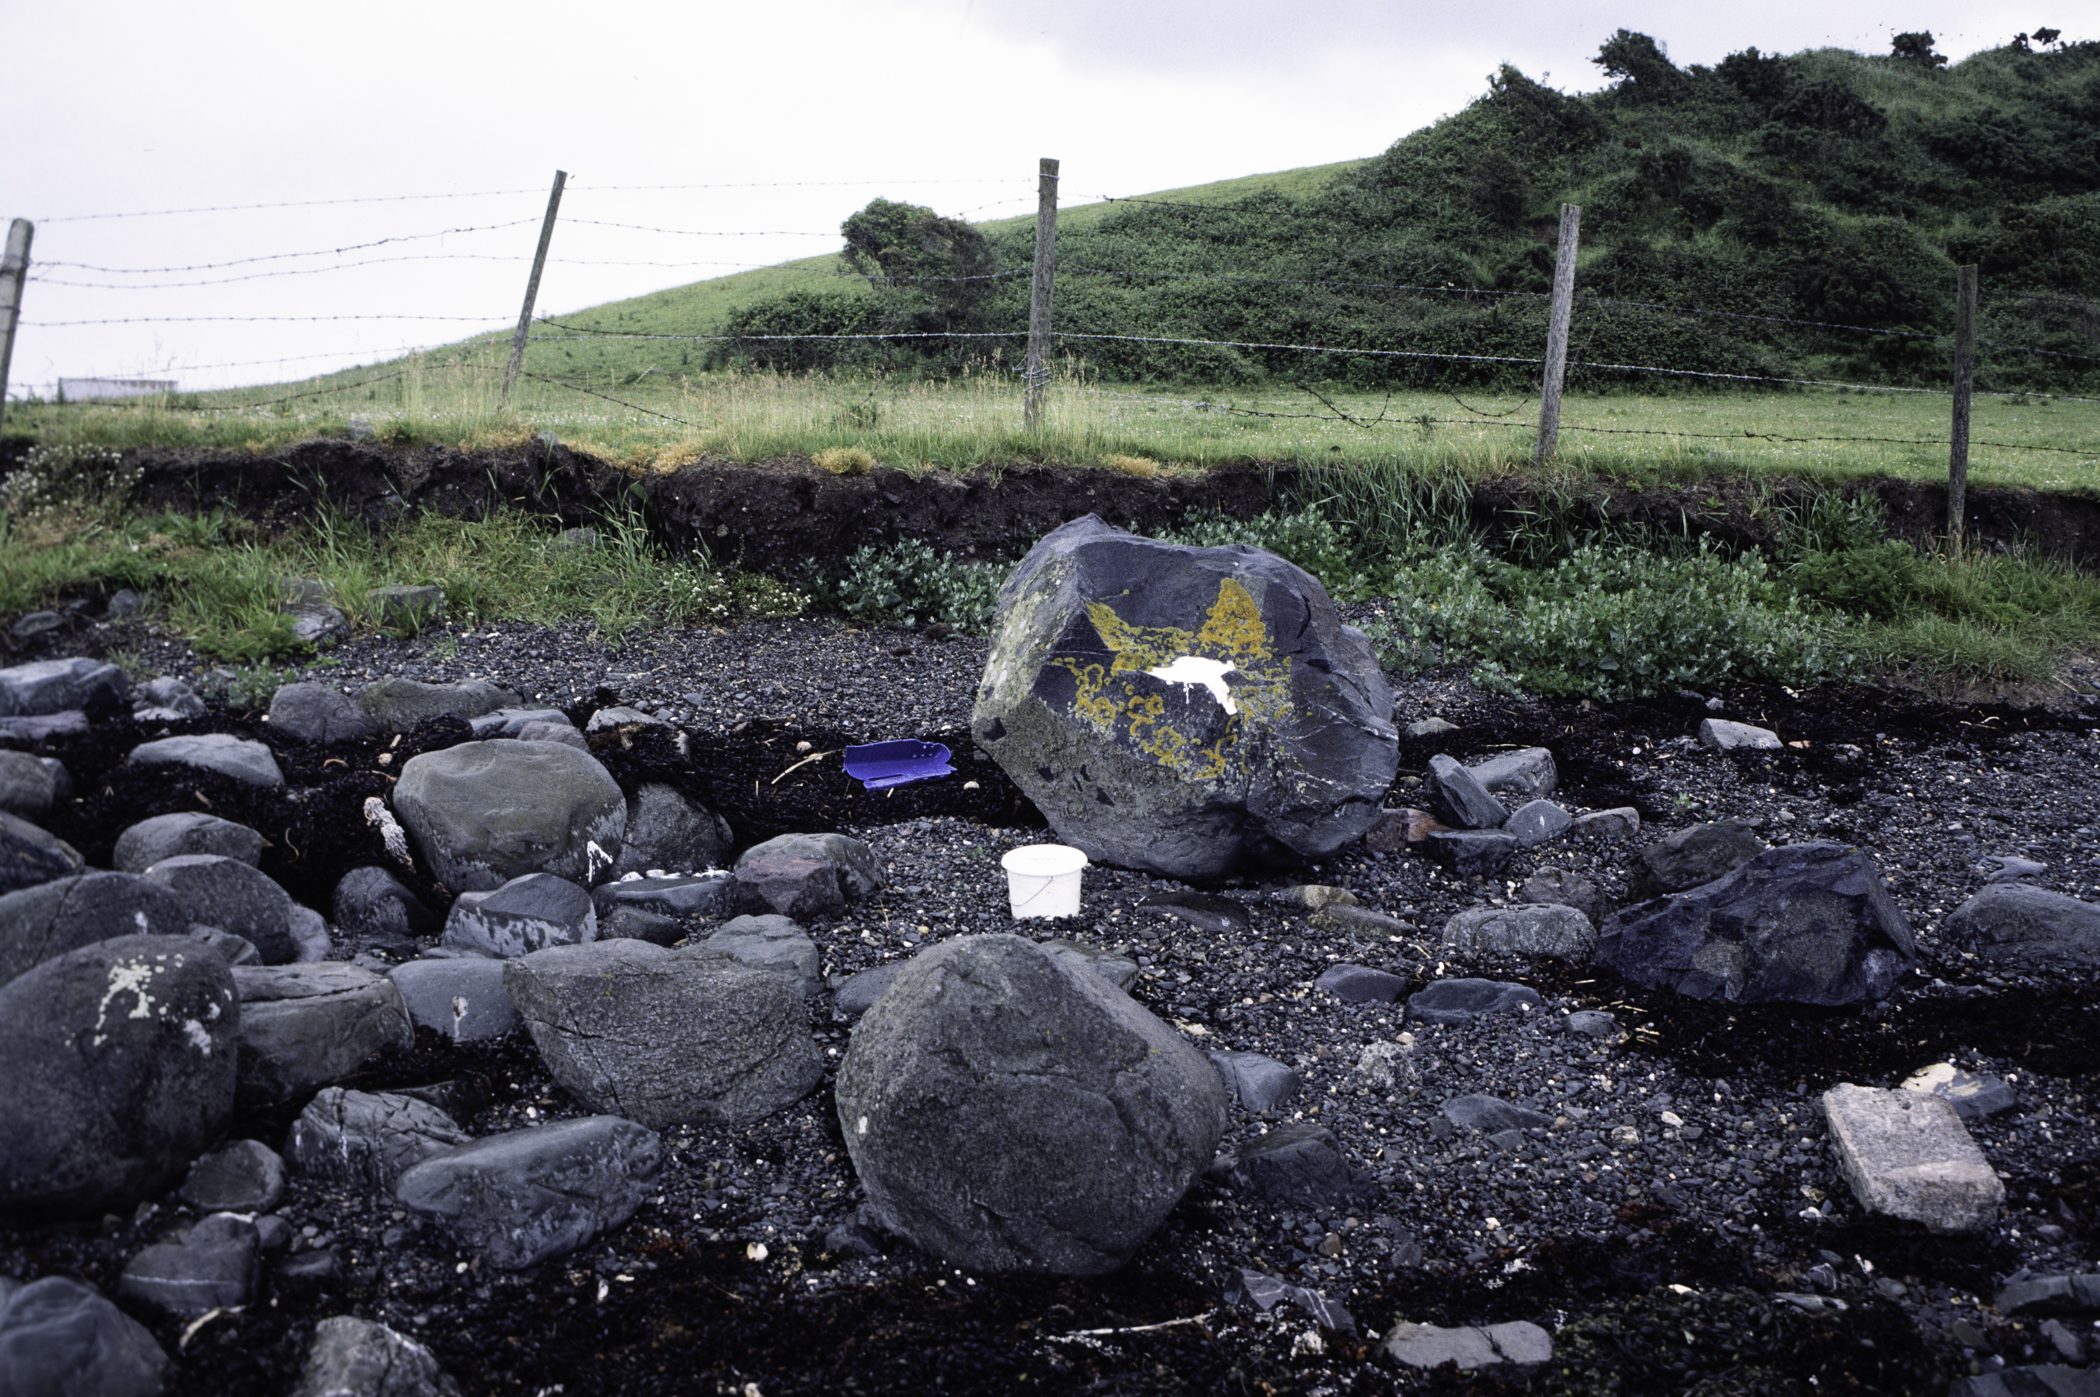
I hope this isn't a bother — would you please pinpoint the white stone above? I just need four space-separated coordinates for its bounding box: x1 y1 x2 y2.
1698 719 1781 753
1821 1082 2003 1233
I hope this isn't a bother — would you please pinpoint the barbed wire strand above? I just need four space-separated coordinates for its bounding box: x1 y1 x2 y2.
519 371 697 426
33 220 539 275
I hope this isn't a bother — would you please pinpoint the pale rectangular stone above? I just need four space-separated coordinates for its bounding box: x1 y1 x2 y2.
1822 1082 2003 1233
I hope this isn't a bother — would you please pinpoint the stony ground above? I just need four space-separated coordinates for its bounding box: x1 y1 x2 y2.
4 607 2100 1396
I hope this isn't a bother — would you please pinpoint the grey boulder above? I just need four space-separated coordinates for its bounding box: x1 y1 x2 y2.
971 515 1397 879
1441 904 1597 964
0 1276 167 1397
113 811 265 872
389 956 520 1040
441 872 596 957
394 1115 662 1270
1424 829 1519 877
232 962 413 1106
357 677 516 731
468 707 570 739
392 740 626 891
1504 799 1573 848
144 854 300 964
0 811 84 897
0 657 129 716
835 933 1228 1274
1598 842 1915 1005
0 871 194 986
1941 884 2100 970
0 935 238 1215
118 1212 259 1316
505 940 822 1128
592 872 734 921
268 682 378 744
287 1087 472 1193
614 783 733 878
126 734 285 789
292 1316 460 1397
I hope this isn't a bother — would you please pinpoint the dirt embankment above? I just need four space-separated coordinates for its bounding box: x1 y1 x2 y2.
19 438 2100 571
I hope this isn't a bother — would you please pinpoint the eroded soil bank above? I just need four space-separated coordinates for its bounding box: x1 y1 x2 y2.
12 438 2095 573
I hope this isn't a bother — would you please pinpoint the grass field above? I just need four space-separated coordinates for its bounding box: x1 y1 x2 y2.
11 359 2097 496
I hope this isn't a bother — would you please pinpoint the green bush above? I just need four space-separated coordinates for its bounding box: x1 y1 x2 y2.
1789 541 1921 619
827 540 1005 634
1160 507 1366 598
1368 540 1845 700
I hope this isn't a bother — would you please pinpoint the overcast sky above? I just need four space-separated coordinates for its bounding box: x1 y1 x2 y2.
0 0 2054 396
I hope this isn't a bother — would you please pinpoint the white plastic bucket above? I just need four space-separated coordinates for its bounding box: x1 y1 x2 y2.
1001 843 1089 919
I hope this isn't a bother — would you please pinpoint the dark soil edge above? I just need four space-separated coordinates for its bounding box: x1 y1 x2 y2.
8 438 2099 572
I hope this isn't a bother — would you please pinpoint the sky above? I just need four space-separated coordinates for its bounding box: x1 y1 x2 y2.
0 0 2055 397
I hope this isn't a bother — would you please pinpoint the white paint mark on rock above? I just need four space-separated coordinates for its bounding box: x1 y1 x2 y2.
1146 656 1238 715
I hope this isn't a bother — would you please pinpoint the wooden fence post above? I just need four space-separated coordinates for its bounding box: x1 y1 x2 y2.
1023 157 1060 432
0 220 33 427
1948 264 1978 549
502 170 567 409
1533 202 1582 466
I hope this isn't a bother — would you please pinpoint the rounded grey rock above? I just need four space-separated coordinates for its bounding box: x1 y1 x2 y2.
267 682 377 745
392 740 625 892
144 854 299 964
0 811 85 897
113 811 265 873
0 1276 167 1397
1441 904 1597 964
835 933 1228 1274
177 1138 285 1212
126 734 285 789
0 871 195 985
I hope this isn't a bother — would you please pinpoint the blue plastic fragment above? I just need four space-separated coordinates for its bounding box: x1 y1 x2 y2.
843 740 954 790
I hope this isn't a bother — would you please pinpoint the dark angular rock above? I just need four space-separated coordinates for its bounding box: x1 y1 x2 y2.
467 707 570 740
1208 1050 1300 1112
177 1138 285 1212
118 1211 260 1316
505 940 822 1128
971 516 1397 879
0 658 129 717
0 1275 167 1397
1441 904 1596 964
835 934 1228 1274
1634 819 1767 897
598 905 683 946
1314 963 1408 1003
1040 939 1140 991
615 783 733 878
1311 903 1414 938
0 710 89 743
0 935 239 1215
1424 829 1519 877
731 853 845 920
287 1087 472 1193
1140 892 1251 935
332 866 440 948
738 832 881 898
1598 842 1915 1005
1518 866 1602 923
1208 1122 1375 1207
440 872 596 958
232 962 413 1106
592 872 734 921
1407 978 1542 1025
394 1115 662 1270
1504 799 1572 849
1426 754 1508 831
358 677 515 731
834 962 906 1017
0 811 84 898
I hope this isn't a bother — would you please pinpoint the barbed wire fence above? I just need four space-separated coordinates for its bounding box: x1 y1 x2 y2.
3 163 2096 544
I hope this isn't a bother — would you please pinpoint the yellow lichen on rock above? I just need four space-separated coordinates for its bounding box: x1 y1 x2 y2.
1049 577 1293 782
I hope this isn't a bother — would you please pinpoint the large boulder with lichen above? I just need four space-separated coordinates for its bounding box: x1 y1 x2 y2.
971 516 1397 877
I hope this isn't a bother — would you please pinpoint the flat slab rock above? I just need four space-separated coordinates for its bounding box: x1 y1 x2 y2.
1381 1319 1554 1370
1822 1082 2004 1233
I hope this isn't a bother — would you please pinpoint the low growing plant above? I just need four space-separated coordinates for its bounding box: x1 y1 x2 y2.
826 539 1005 634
